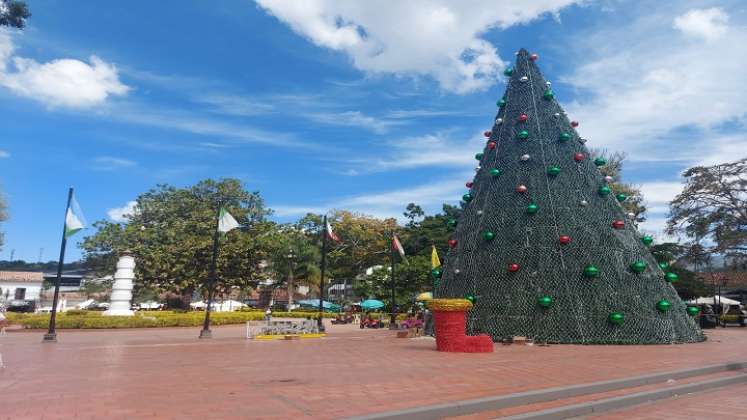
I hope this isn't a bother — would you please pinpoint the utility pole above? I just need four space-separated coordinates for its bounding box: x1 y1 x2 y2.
43 188 74 343
199 201 223 339
317 215 328 332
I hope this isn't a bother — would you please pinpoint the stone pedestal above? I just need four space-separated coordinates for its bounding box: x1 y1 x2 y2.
103 254 135 317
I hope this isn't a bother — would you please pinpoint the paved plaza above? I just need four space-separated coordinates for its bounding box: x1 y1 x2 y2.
1 322 746 419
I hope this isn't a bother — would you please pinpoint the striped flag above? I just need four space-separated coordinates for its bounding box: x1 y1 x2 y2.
392 234 407 262
325 220 341 242
64 194 86 238
218 207 240 233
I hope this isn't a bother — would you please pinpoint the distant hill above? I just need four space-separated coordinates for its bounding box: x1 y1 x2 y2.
0 260 85 272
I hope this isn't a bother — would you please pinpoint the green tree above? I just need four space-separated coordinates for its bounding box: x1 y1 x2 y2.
667 158 747 264
267 225 320 308
0 1 30 29
82 179 274 306
355 255 431 310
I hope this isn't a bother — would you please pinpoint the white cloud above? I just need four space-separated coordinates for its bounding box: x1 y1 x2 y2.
307 110 402 133
91 156 137 171
366 131 478 172
673 7 729 41
0 150 8 158
107 201 138 223
273 176 467 220
255 0 582 93
564 5 747 165
0 31 129 108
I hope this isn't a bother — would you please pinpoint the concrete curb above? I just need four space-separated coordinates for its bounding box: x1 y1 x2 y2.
345 362 747 420
503 373 747 419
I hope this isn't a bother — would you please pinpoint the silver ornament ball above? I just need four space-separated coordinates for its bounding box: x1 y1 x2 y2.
520 76 529 82
476 209 484 215
579 137 587 144
495 118 503 125
604 175 614 182
580 200 589 206
454 269 461 274
520 154 531 161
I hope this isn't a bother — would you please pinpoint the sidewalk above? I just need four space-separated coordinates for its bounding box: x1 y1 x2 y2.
0 323 743 419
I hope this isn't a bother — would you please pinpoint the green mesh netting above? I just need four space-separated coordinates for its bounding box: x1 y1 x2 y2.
434 49 704 344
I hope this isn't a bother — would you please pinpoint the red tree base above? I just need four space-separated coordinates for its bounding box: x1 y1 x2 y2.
431 300 493 353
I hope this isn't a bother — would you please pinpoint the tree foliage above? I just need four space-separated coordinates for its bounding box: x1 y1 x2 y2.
667 158 747 264
650 242 710 300
82 179 274 300
0 1 30 29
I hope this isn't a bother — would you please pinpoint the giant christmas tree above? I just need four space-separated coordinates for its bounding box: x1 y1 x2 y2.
434 49 704 344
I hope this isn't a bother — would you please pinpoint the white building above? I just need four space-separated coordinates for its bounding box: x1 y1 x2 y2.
0 271 44 301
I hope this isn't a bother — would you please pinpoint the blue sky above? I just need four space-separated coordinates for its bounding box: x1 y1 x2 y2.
1 0 745 262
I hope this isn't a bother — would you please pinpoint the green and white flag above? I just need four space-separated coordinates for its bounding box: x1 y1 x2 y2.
218 206 240 233
64 194 86 238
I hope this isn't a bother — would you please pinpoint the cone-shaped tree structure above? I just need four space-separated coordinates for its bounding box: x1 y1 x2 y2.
435 49 704 344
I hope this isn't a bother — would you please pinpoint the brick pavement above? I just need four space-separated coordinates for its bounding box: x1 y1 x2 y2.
587 383 747 419
0 322 744 419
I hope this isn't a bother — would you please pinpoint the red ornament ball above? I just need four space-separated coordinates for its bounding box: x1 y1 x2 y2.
559 235 571 245
516 184 528 193
571 121 579 127
487 141 497 150
448 239 458 248
518 114 529 122
484 130 492 138
612 220 625 229
508 263 521 272
466 181 473 188
574 152 585 162
529 53 538 61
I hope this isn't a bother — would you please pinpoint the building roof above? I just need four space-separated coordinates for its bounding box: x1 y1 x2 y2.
0 271 44 283
698 272 747 289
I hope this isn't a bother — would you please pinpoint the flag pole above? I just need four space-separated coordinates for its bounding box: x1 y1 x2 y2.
389 231 397 330
199 200 223 339
43 187 74 343
317 215 328 332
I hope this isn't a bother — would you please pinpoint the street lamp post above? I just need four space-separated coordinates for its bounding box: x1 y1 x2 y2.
287 249 295 312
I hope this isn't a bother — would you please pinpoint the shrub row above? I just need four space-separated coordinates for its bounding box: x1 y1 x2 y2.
8 310 338 329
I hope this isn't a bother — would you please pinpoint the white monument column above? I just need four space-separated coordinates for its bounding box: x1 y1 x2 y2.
103 252 135 316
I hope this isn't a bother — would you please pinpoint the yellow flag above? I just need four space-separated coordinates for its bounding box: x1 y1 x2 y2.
431 245 441 268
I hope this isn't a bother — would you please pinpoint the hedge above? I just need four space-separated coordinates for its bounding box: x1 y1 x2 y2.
6 310 339 330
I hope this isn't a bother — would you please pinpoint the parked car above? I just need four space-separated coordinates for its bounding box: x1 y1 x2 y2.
6 300 35 313
720 304 747 327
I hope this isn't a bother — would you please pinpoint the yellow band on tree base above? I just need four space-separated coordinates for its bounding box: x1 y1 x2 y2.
428 298 473 312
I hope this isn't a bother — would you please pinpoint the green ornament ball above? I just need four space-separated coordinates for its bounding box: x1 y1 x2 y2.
559 132 571 142
665 272 679 283
594 157 607 166
526 203 539 214
608 312 625 325
447 218 457 228
687 306 700 316
656 299 671 313
616 193 627 202
431 267 443 278
642 235 654 246
547 166 561 176
482 231 496 241
543 89 554 100
462 193 473 202
538 295 553 308
465 295 476 304
583 265 600 278
630 261 647 273
504 67 513 76
490 168 502 177
475 152 484 160
598 185 611 196
658 261 669 270
497 98 507 107
517 130 529 140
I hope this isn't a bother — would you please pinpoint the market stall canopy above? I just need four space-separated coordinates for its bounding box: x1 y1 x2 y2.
687 296 741 306
360 299 385 310
416 292 433 301
297 299 340 312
